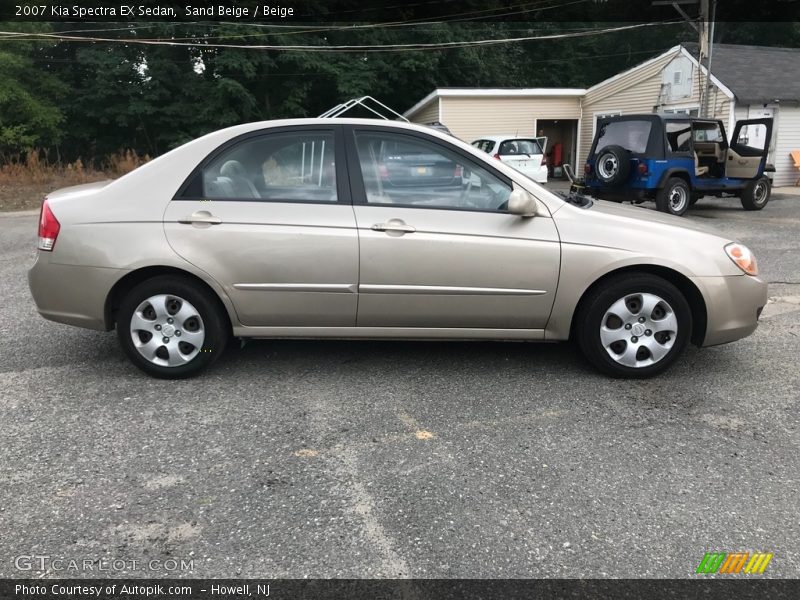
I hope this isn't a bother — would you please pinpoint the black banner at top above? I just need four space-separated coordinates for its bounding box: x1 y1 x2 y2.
2 0 800 22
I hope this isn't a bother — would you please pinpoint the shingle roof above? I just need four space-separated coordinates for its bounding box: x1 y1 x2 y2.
683 42 800 104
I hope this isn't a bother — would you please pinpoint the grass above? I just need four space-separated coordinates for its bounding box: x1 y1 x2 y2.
0 149 149 211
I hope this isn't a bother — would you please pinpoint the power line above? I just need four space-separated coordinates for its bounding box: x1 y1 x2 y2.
0 21 680 53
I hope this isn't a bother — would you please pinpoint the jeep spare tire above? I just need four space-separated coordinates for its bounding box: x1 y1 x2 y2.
595 145 630 186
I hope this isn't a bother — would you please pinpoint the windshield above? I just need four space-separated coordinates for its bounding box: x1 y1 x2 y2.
595 120 651 154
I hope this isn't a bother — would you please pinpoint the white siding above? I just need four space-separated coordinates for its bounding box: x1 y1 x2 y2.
440 96 582 142
408 99 439 125
772 106 800 187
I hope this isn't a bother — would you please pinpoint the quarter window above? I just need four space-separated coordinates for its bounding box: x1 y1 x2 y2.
665 121 692 153
354 131 511 212
201 131 337 202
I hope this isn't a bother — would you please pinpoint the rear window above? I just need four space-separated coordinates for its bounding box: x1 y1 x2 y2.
595 120 652 155
472 140 495 153
498 139 543 156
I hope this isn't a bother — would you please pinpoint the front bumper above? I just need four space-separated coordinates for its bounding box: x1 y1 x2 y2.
692 274 768 347
28 252 125 331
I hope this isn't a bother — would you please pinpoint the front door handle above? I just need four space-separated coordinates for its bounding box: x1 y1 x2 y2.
178 211 222 225
371 219 416 234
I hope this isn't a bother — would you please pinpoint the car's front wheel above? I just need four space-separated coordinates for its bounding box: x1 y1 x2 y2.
576 274 692 378
740 175 771 211
655 177 691 216
116 275 229 378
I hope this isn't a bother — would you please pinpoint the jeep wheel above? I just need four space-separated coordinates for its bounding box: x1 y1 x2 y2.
656 177 691 216
595 145 630 186
740 176 771 211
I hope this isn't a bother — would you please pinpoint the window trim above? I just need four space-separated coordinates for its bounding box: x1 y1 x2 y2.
343 125 514 215
173 124 351 205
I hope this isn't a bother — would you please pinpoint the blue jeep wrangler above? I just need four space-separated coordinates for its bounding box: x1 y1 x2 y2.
583 114 774 216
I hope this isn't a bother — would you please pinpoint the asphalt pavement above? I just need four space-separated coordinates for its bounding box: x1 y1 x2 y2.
1 193 798 579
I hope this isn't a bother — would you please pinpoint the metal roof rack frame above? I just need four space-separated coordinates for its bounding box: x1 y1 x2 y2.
319 96 409 122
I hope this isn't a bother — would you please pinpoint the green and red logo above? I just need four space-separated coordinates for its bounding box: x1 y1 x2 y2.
696 552 773 574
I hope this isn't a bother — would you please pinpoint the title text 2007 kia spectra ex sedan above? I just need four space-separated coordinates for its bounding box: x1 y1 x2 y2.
28 119 768 379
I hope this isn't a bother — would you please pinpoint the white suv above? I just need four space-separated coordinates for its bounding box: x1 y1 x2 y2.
472 135 548 184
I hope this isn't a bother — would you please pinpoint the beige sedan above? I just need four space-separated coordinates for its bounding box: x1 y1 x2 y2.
28 119 767 378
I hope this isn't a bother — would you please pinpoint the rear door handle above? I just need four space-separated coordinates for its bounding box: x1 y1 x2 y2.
371 219 416 234
178 211 222 225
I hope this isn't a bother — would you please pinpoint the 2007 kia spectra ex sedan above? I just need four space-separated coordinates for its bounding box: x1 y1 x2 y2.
28 119 768 379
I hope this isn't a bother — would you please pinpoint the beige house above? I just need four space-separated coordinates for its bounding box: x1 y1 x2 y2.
404 88 585 169
405 43 800 187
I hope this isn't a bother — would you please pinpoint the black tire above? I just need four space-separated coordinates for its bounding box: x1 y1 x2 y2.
116 275 229 379
594 145 630 186
576 273 692 378
655 177 691 216
740 175 771 211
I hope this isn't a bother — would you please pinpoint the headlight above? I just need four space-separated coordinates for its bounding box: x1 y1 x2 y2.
724 242 758 276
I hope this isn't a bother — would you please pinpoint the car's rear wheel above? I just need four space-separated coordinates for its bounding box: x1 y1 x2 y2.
655 177 691 216
576 274 692 378
117 276 228 378
740 175 771 211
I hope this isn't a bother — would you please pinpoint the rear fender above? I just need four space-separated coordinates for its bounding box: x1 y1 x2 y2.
656 167 693 189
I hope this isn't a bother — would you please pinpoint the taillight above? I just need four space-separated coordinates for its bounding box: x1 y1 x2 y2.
38 199 60 251
638 162 649 175
584 163 592 174
493 153 501 160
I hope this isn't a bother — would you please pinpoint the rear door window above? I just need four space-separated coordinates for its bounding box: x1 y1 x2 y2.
595 120 652 155
200 131 338 202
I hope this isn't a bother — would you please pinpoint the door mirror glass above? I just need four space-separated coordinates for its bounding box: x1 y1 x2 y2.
507 187 538 217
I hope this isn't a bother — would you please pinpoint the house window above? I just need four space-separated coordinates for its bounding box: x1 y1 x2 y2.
663 107 699 117
673 71 683 85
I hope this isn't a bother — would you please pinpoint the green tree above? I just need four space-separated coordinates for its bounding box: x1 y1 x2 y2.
0 26 65 154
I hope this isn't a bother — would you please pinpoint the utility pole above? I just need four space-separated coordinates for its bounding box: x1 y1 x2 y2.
652 0 715 116
701 0 717 118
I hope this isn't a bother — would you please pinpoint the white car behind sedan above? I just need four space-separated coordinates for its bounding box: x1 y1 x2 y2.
472 135 548 184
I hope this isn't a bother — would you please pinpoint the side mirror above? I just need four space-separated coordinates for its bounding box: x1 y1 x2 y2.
507 187 538 217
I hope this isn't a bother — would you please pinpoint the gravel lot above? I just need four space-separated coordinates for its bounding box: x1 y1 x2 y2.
1 193 798 579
